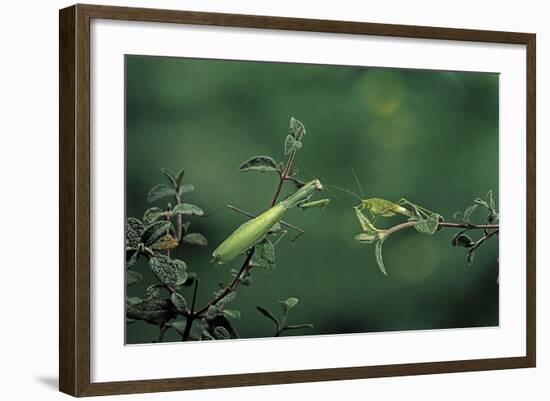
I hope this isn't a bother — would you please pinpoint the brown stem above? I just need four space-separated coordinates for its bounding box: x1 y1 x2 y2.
194 249 255 316
181 280 199 341
175 193 183 242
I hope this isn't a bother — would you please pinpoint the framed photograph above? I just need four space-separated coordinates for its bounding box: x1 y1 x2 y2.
59 4 536 397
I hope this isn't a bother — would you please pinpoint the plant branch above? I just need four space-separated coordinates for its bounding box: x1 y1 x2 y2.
181 280 199 341
272 149 297 207
175 192 183 242
194 249 255 317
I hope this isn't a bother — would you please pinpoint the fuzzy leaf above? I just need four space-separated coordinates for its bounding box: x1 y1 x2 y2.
213 326 231 340
463 204 478 221
284 135 302 155
150 234 179 250
126 270 142 286
143 207 165 225
126 249 140 268
289 117 306 140
452 233 474 248
374 239 387 275
453 211 465 222
218 291 236 304
147 184 176 203
414 214 440 235
171 292 188 313
149 255 187 286
144 284 162 301
206 305 220 319
223 309 241 320
126 298 175 325
160 168 177 187
355 232 376 244
173 203 204 216
178 184 195 195
141 221 171 247
126 218 144 248
279 297 299 311
256 305 279 325
175 169 185 188
239 155 279 173
126 296 142 306
253 238 276 270
284 323 314 331
182 233 208 246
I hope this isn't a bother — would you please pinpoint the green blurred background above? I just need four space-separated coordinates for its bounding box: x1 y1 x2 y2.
125 55 499 344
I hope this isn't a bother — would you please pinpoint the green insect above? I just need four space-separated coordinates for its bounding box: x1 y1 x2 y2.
299 198 330 210
212 179 324 265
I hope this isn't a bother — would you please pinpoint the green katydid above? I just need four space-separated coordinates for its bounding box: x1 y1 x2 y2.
329 168 442 275
212 179 325 265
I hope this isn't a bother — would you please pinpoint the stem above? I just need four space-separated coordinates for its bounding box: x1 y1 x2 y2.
271 149 297 206
438 222 499 229
155 324 168 343
175 192 183 242
181 280 199 341
195 249 255 316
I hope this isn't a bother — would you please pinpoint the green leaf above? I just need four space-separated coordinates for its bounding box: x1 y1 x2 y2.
284 135 302 155
253 238 276 270
141 221 171 247
414 213 440 235
463 204 478 221
126 298 175 325
149 255 187 286
126 218 144 248
374 239 387 275
150 234 179 250
283 323 314 331
181 272 196 287
354 232 376 244
144 284 162 301
175 169 185 188
178 184 195 195
147 184 176 203
143 207 165 225
239 155 279 173
126 296 143 306
182 233 208 246
256 305 279 325
206 305 220 319
213 326 231 340
223 309 241 320
170 292 188 313
279 297 299 312
452 233 474 248
218 291 236 304
160 168 177 187
126 270 142 286
467 249 476 266
453 211 465 222
126 249 139 268
289 117 306 140
172 203 204 216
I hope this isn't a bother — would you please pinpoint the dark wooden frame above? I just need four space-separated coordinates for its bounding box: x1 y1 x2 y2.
59 3 536 397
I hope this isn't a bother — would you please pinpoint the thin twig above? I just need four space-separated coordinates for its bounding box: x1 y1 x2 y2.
181 280 200 341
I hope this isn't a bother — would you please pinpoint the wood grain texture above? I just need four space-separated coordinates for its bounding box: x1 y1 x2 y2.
59 3 536 397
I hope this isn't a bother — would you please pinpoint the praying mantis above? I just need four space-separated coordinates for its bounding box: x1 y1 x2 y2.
212 179 329 265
